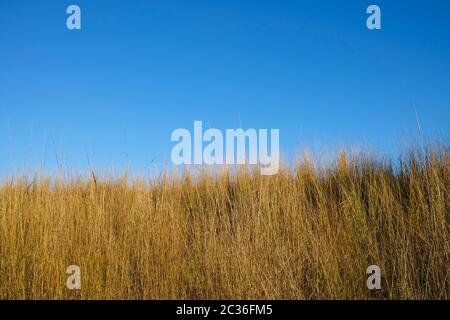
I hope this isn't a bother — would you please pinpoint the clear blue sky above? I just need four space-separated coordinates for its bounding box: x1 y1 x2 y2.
1 0 449 175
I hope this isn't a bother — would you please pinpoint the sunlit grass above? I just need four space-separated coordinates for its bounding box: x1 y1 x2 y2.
0 143 449 299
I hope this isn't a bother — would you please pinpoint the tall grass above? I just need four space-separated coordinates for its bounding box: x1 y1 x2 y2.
0 143 449 300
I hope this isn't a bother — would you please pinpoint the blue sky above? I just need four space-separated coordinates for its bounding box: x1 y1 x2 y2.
1 0 449 175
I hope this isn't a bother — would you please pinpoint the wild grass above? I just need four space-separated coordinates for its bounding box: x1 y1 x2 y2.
0 143 449 300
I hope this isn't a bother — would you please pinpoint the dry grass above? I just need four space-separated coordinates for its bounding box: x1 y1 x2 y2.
0 143 449 300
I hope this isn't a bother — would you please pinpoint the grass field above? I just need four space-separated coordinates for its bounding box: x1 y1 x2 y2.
0 143 449 300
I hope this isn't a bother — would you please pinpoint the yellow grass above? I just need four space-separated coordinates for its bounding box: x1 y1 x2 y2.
0 144 449 300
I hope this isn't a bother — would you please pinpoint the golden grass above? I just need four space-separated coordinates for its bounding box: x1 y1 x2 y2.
0 144 449 300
